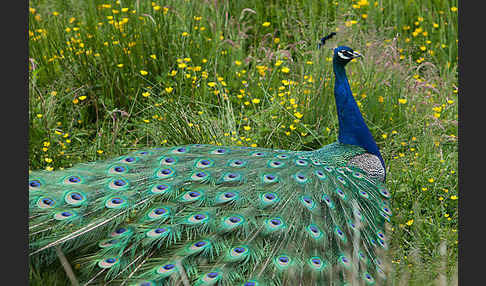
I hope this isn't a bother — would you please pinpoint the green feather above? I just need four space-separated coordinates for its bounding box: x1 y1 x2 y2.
29 143 392 285
29 41 392 284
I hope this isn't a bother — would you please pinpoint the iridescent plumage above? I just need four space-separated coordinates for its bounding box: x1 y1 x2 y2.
29 35 391 285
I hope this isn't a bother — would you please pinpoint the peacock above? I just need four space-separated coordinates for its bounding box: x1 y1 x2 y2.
29 33 392 286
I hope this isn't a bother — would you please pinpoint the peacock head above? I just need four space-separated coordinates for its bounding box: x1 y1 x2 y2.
333 46 362 65
317 33 361 65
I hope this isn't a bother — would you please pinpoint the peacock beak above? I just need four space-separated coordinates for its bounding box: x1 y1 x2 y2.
351 51 362 58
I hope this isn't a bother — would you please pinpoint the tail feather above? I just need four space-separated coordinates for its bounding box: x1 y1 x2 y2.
29 144 391 285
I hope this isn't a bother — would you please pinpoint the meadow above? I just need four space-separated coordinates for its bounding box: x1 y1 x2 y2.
29 0 458 284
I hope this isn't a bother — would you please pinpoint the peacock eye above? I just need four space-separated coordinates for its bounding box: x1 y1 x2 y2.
114 179 126 186
68 176 81 183
114 166 125 172
338 50 353 60
155 228 167 234
270 219 281 225
29 180 41 188
194 241 206 247
163 264 175 270
265 193 275 199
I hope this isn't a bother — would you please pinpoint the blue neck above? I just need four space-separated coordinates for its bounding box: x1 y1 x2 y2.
333 61 386 174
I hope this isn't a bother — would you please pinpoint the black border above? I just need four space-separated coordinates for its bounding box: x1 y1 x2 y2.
7 0 29 284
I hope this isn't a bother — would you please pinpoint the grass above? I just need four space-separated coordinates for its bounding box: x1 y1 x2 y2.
29 0 458 284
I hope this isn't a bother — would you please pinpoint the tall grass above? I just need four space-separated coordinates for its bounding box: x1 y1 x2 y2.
29 0 458 284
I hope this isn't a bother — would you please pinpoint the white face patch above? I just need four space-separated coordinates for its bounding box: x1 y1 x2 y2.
337 50 353 60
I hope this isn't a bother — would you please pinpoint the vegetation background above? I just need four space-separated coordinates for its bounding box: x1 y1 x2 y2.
29 0 458 284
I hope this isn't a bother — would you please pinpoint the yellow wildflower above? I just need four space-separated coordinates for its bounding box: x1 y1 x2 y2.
165 87 173 93
262 22 271 27
140 70 148 76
